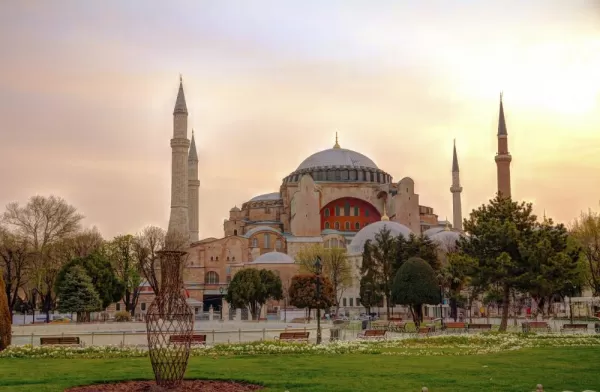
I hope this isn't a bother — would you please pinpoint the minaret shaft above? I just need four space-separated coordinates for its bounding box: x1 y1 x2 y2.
450 140 463 231
167 80 190 242
495 94 512 198
188 131 200 242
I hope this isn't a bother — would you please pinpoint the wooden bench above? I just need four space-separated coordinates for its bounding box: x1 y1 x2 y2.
418 326 433 334
467 324 492 331
444 322 467 332
561 324 588 333
371 321 390 330
522 322 551 333
357 329 387 340
276 332 310 342
169 334 207 345
40 337 81 346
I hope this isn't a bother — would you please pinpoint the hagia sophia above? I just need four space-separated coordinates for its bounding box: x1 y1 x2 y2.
164 78 512 317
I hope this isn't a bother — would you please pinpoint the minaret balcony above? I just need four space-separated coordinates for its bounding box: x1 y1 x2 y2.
450 186 463 193
495 153 512 163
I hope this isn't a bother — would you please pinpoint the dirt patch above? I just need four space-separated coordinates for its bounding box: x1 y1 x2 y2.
65 380 264 392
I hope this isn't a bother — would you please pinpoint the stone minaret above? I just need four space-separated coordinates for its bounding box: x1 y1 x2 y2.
167 77 190 241
188 130 200 242
495 93 512 198
450 139 463 231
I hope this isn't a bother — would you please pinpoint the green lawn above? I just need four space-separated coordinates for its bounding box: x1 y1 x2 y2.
1 347 599 392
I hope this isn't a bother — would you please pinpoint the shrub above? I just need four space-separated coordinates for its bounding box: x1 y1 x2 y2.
114 310 132 322
0 273 11 351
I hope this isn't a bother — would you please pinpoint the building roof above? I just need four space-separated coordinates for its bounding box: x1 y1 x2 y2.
188 130 198 161
349 220 412 254
429 230 463 252
251 251 295 264
452 139 459 172
296 148 378 171
249 192 281 202
173 77 188 115
423 227 445 237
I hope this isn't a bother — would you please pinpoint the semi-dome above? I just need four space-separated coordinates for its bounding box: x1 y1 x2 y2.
297 148 378 171
249 192 281 202
423 227 445 237
251 251 295 264
429 230 463 252
349 220 412 254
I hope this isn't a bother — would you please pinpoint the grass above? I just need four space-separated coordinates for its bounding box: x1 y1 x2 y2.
1 347 600 391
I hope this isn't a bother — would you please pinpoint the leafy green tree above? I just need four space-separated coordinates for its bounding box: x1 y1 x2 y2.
55 253 123 315
459 194 537 331
359 275 383 314
106 235 142 315
295 245 352 313
440 253 476 321
225 268 283 320
519 219 584 316
288 273 335 319
570 209 600 296
391 257 440 326
396 233 440 271
56 265 102 320
361 226 397 318
0 272 11 351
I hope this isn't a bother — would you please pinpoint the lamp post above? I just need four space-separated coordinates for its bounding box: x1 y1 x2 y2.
565 280 576 324
219 287 225 321
439 284 444 328
315 256 322 344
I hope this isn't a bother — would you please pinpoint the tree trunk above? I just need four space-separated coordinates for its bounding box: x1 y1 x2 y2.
385 294 391 319
409 305 418 327
499 283 510 332
450 297 458 321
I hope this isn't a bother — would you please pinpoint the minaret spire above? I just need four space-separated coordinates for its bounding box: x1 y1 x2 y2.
168 77 190 243
495 92 512 198
450 139 463 231
188 129 200 242
333 131 340 149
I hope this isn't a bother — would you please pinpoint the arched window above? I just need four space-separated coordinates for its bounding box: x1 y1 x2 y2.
344 202 350 216
324 208 330 217
334 222 340 230
332 238 339 248
233 229 238 236
324 222 330 229
335 206 340 216
210 256 214 261
355 222 360 230
215 256 219 261
345 222 350 231
227 256 230 261
205 271 219 284
264 233 271 248
252 238 258 247
354 206 359 216
275 239 282 249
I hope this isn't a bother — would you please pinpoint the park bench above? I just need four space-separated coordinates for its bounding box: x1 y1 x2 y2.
444 322 467 332
522 321 551 333
467 324 492 332
418 326 433 334
276 332 310 342
560 324 588 333
40 337 81 346
371 321 390 330
357 329 387 340
332 319 349 329
169 334 207 345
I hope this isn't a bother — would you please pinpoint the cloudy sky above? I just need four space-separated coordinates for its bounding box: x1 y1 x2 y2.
1 0 599 239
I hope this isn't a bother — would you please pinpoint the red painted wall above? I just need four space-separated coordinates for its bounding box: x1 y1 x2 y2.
320 197 381 232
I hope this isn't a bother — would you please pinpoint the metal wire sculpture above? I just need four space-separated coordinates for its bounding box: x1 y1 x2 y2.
146 250 194 389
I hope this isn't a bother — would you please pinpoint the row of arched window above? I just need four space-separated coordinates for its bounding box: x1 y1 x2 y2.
205 271 219 284
324 204 368 217
250 235 282 249
210 256 236 261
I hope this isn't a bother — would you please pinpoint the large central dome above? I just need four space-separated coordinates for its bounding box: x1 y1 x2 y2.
297 148 378 171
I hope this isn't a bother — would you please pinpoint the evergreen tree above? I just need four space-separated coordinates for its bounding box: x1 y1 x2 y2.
0 272 11 351
396 233 440 271
56 265 102 320
459 194 537 331
391 257 440 326
361 227 397 318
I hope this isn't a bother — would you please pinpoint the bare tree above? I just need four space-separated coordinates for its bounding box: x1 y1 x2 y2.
296 244 352 314
571 210 600 296
106 234 142 315
0 226 31 319
69 227 104 258
134 226 165 297
2 195 83 322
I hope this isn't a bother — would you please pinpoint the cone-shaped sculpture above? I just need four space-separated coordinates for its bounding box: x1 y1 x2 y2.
146 250 194 389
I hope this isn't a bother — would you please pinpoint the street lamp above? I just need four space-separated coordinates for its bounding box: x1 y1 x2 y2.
439 284 444 328
315 256 323 344
219 287 225 321
565 280 577 324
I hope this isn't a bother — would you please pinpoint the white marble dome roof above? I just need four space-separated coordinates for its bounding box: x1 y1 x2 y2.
423 227 445 237
251 251 295 264
429 230 463 251
349 220 412 254
249 192 281 202
297 148 378 171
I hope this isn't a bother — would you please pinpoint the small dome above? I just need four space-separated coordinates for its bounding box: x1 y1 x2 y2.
297 148 378 171
230 206 241 212
423 227 445 237
252 251 294 264
349 221 412 254
430 230 463 252
249 192 281 202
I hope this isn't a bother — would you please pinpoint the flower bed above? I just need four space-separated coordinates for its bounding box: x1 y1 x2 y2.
1 334 599 359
